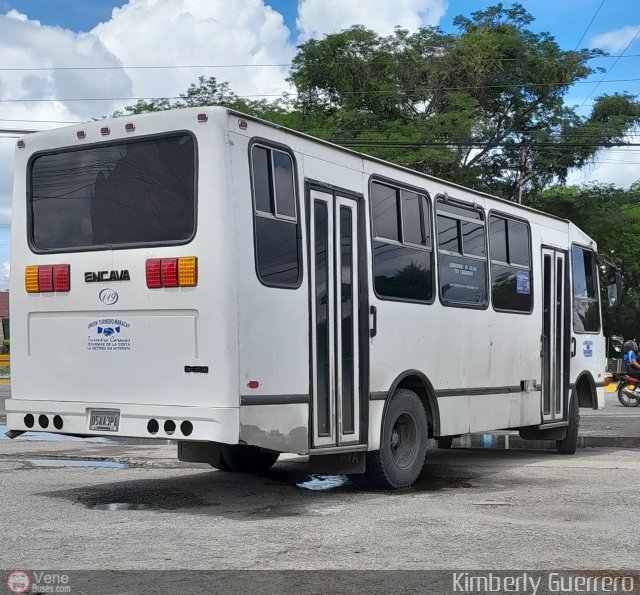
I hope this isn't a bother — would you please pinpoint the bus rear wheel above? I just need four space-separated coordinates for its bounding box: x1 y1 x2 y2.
366 388 428 489
220 444 279 473
556 392 580 455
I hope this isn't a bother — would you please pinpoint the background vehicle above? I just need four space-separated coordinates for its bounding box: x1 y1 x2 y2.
613 373 640 407
6 107 611 488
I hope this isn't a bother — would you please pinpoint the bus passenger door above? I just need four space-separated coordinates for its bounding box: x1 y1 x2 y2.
309 188 361 447
541 248 568 423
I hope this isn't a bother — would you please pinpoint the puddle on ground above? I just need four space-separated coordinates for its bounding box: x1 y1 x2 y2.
455 434 640 449
0 424 167 445
27 458 128 469
93 502 153 511
296 474 349 491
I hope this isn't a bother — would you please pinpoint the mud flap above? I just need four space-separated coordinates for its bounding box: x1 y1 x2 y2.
519 426 567 441
4 430 25 439
309 450 366 474
178 441 222 463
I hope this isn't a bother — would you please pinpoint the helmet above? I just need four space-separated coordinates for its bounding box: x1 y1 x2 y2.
623 340 638 353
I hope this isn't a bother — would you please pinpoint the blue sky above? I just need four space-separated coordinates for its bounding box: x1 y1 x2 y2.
1 0 638 114
0 0 638 290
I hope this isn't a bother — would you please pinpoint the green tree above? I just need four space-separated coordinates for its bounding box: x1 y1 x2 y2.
112 76 250 116
287 4 640 201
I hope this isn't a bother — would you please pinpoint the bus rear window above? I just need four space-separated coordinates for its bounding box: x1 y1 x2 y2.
29 133 196 251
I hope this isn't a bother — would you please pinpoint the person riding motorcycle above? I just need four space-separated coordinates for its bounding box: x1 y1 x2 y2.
623 340 640 380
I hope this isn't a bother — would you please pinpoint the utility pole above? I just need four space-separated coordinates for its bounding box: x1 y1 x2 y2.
517 144 528 204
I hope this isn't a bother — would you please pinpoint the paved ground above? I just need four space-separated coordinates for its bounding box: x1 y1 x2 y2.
1 439 639 572
1 383 639 588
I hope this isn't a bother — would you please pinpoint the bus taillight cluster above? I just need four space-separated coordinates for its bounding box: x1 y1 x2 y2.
146 257 198 288
25 264 70 293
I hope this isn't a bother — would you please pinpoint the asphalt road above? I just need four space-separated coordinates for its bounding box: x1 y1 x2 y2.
1 385 639 593
1 439 639 572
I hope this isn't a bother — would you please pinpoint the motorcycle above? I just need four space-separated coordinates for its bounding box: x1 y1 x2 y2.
607 335 640 407
612 372 640 407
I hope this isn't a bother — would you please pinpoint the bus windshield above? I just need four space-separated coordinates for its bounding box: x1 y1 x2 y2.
29 132 196 252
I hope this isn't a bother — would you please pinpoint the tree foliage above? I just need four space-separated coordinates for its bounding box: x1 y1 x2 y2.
287 3 640 200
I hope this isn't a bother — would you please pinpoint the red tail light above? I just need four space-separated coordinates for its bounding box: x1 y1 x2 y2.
161 259 178 287
53 264 70 291
146 257 198 288
38 265 54 292
146 259 162 288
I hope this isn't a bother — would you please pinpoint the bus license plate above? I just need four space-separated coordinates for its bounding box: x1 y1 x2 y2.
89 409 120 432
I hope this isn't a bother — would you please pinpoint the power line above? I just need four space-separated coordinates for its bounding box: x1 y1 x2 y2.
2 53 640 73
0 76 638 105
578 27 640 110
574 0 606 50
332 140 640 148
0 118 81 124
0 128 38 134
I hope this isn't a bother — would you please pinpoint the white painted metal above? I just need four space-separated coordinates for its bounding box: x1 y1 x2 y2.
6 106 606 455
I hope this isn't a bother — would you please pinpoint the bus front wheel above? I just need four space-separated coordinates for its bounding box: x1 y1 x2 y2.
366 388 428 489
220 444 279 473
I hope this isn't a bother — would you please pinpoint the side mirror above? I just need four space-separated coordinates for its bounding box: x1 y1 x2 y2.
607 272 623 308
610 334 624 353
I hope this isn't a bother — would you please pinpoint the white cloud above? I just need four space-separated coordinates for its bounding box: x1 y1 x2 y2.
91 0 295 102
567 132 640 188
0 1 296 231
0 140 14 226
591 25 640 53
296 0 447 42
0 9 134 227
0 259 9 290
0 9 132 119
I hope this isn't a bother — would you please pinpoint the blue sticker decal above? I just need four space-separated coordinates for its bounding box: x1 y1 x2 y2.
583 340 593 358
516 270 531 295
87 319 131 352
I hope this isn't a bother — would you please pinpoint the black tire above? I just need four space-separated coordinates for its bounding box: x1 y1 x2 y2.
617 382 640 407
366 388 428 489
347 473 372 486
437 436 454 449
206 443 232 471
220 444 279 473
556 392 580 455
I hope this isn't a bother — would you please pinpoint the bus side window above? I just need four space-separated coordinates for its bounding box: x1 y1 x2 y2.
572 246 600 333
250 145 301 288
436 198 488 307
488 215 532 313
370 180 433 303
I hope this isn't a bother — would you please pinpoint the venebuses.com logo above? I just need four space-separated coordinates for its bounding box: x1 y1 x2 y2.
6 571 30 594
5 570 71 594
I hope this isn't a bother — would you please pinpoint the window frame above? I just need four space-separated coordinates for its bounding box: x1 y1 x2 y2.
487 210 534 315
369 176 435 305
571 242 601 334
27 130 198 254
435 195 489 310
249 138 302 290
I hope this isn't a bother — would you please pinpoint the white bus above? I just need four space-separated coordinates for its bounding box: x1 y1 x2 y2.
6 107 614 488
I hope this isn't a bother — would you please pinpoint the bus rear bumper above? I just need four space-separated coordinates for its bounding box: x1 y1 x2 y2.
4 399 239 443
